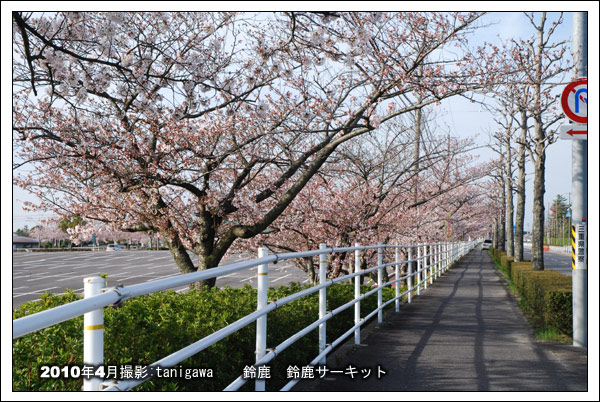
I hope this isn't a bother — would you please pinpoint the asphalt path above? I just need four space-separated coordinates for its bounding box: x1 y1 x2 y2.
298 249 587 392
12 250 310 310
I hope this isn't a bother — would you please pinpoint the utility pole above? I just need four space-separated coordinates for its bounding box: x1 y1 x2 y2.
571 12 587 349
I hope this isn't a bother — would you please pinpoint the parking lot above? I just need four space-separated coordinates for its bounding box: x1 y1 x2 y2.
12 250 311 310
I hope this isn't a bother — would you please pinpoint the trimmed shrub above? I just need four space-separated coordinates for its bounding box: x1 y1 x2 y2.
489 256 572 338
13 283 397 391
490 248 500 262
499 255 514 277
544 288 573 336
510 261 532 290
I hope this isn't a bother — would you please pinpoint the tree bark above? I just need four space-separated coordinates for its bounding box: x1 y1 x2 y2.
514 109 527 262
531 130 546 271
530 13 547 271
492 217 498 249
505 132 514 257
499 153 506 252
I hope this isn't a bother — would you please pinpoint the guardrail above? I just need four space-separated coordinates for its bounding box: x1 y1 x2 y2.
13 240 478 391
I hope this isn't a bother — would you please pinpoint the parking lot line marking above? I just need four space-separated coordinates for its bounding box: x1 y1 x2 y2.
239 276 254 283
147 256 172 262
13 287 58 298
125 256 151 261
106 271 131 277
13 274 44 280
17 259 47 264
145 272 179 281
25 272 76 282
119 272 157 282
56 276 82 282
216 273 237 279
271 274 293 283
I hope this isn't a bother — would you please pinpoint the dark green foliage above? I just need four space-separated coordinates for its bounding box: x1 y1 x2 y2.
13 283 398 391
13 290 84 391
15 226 31 237
544 289 573 336
489 249 572 338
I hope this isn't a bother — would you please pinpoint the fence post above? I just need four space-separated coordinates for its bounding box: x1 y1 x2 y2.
354 244 361 345
255 247 268 392
432 243 437 281
422 244 429 289
83 276 105 391
319 243 327 365
394 246 400 312
453 242 456 264
434 243 439 280
452 242 456 264
377 242 383 323
416 245 422 296
407 247 413 303
429 244 434 285
443 242 448 273
437 243 441 278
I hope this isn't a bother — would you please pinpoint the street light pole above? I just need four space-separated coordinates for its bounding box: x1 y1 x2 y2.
571 11 587 349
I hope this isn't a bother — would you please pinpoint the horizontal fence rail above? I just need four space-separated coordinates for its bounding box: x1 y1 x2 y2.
13 240 478 391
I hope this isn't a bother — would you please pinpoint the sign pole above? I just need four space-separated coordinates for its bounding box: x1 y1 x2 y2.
571 12 587 349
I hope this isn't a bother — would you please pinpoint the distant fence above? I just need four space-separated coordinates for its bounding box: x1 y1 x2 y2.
13 240 478 391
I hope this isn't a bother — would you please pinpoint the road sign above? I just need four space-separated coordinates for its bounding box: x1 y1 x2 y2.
559 123 588 140
561 78 587 124
571 223 587 270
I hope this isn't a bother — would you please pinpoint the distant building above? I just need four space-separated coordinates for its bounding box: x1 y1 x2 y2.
13 235 40 249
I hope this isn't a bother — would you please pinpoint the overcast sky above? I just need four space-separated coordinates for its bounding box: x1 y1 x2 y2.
5 7 598 236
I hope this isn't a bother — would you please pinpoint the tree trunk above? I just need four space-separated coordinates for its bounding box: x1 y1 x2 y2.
531 15 546 271
505 135 514 257
306 257 317 285
531 126 546 271
163 230 203 289
492 217 498 249
499 154 506 252
382 266 390 285
514 109 527 262
413 103 423 242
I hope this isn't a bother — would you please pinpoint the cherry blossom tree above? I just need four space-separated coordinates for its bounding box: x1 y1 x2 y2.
29 219 69 247
239 116 493 284
14 12 497 287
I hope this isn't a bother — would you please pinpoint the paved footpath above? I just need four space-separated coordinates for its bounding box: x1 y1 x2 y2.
299 250 587 392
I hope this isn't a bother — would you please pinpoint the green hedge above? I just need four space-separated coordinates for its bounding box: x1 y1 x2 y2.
499 255 514 277
489 248 572 337
510 262 532 289
13 283 397 391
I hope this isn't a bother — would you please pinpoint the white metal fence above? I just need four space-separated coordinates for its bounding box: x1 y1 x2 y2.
12 240 477 391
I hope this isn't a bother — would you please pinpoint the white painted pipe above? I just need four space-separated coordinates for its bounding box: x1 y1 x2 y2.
255 248 268 391
319 243 327 365
83 276 105 391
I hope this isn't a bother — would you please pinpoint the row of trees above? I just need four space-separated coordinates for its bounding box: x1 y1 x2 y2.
12 12 548 284
486 12 570 269
18 218 160 248
545 194 571 246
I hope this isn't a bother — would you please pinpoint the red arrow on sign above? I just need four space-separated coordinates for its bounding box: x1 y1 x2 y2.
567 129 587 136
